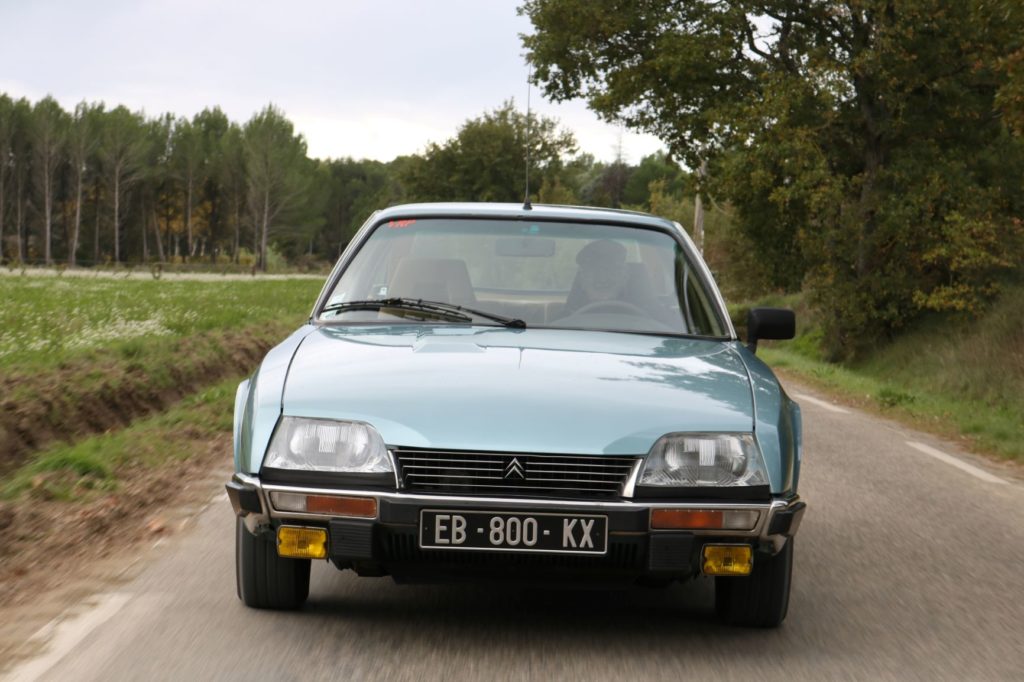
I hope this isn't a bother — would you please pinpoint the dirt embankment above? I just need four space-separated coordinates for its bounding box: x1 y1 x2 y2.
0 431 231 655
0 324 292 475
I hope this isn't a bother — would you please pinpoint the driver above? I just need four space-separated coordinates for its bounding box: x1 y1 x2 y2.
568 239 630 311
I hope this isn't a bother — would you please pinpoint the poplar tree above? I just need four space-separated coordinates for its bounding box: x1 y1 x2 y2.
66 101 102 265
31 97 67 265
243 105 313 271
98 106 146 263
171 118 204 259
0 94 14 261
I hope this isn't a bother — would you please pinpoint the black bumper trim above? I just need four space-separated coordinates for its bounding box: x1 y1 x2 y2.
648 533 695 572
226 481 262 516
766 500 806 536
329 519 375 561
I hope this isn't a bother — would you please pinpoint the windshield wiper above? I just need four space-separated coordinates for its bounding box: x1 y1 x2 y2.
321 297 526 328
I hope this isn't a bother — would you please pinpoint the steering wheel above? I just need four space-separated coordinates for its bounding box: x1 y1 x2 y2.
572 300 650 317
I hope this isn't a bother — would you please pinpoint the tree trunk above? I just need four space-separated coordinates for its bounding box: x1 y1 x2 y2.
43 167 52 265
0 174 5 262
16 172 25 262
693 159 707 255
252 207 258 264
93 183 101 264
69 172 83 266
232 200 241 264
152 208 165 262
185 178 193 261
260 191 270 272
163 207 172 261
142 201 149 262
113 170 121 263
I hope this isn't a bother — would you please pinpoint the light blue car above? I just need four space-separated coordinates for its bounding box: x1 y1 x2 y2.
227 203 805 627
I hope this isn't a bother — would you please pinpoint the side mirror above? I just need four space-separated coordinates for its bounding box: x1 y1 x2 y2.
747 307 795 353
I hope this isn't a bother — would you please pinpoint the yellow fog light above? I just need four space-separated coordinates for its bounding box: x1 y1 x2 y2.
277 526 327 559
702 544 753 576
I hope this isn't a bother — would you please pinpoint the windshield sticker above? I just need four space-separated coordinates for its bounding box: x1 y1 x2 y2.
387 219 417 229
521 225 541 234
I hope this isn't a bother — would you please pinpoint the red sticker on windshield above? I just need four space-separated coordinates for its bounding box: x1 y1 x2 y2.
387 219 417 229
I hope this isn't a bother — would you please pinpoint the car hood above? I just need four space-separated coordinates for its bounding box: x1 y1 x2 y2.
281 326 754 456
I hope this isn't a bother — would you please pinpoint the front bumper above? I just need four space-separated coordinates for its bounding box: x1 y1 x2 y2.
227 473 805 583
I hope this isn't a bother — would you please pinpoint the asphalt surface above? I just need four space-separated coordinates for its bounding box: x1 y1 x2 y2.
5 381 1024 681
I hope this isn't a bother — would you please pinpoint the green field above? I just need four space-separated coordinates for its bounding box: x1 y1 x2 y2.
0 274 325 371
0 273 326 482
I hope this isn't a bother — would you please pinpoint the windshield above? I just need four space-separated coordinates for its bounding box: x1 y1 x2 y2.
319 217 728 337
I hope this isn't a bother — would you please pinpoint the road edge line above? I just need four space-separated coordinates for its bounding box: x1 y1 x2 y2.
906 441 1007 485
792 392 850 414
3 592 133 682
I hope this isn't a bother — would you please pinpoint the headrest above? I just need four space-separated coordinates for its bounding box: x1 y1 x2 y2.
388 258 477 306
576 239 627 268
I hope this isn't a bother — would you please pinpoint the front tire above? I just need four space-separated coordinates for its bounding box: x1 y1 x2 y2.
714 539 793 628
236 519 311 609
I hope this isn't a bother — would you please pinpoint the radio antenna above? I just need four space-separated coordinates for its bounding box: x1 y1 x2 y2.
523 67 533 211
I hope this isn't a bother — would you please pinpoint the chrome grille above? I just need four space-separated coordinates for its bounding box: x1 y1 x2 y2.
393 449 639 499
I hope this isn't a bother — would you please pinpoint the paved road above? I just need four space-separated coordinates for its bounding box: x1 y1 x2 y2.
5 382 1024 681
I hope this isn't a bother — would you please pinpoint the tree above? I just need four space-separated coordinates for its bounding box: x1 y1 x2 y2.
0 94 15 261
242 105 314 271
98 106 147 263
522 0 1024 357
218 122 247 262
194 107 230 262
9 98 33 261
170 117 204 259
66 101 102 265
401 101 576 202
31 97 67 264
622 152 687 209
141 113 176 263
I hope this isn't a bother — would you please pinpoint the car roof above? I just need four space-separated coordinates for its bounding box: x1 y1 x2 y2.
372 202 679 231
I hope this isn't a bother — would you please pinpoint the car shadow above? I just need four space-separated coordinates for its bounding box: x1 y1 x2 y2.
301 568 778 646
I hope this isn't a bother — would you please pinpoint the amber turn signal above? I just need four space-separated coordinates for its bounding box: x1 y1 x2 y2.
306 495 377 518
652 509 724 529
277 526 328 559
702 544 753 576
650 508 760 530
270 492 378 518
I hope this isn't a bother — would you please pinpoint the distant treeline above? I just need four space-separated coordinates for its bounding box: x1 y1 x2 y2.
0 97 700 271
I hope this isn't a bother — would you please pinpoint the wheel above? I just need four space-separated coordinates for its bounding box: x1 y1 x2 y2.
236 518 311 609
714 539 793 628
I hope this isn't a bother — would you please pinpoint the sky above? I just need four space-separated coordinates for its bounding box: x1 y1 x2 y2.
0 0 665 163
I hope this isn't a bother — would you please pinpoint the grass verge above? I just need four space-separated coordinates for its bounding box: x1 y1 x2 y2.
747 283 1024 462
1 380 234 501
0 379 239 610
761 346 1024 461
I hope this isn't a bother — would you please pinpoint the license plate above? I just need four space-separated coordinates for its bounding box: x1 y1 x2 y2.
419 510 608 555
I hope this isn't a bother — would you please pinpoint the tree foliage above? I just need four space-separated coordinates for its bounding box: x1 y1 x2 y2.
522 0 1024 357
401 101 577 203
243 105 320 270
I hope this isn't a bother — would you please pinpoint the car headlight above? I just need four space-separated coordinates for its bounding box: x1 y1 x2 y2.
264 417 392 473
639 433 768 487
